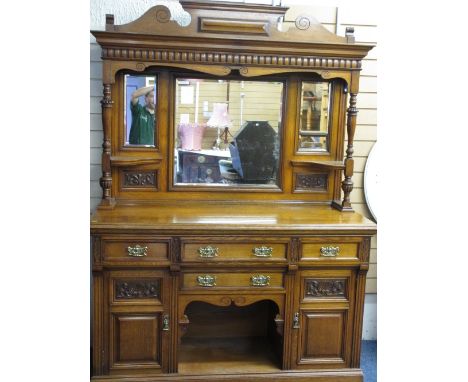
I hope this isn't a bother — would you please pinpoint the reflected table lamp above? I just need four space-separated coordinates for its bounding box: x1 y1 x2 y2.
207 103 231 150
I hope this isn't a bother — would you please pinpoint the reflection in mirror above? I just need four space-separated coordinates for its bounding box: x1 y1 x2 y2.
124 74 157 146
174 78 283 187
298 82 330 152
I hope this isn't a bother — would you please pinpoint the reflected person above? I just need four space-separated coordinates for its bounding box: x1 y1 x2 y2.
129 85 155 145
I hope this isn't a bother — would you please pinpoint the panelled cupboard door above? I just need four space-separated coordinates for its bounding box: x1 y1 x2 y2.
106 270 172 375
110 312 164 372
296 309 350 368
291 269 355 369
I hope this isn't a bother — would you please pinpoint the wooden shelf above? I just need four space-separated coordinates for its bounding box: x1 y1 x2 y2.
290 160 345 170
178 337 280 374
110 156 161 167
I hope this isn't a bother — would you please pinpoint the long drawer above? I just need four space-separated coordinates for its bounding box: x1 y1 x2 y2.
181 241 287 262
182 272 284 290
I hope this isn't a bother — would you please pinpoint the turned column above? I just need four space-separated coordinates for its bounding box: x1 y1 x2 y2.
338 92 358 211
99 83 115 207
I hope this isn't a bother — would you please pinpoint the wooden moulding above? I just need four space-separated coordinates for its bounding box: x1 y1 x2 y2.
90 369 364 381
290 160 345 171
110 156 161 167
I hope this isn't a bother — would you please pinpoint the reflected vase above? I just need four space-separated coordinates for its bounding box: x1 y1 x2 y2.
178 123 206 150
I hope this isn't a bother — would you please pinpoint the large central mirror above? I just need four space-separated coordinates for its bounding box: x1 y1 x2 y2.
173 77 283 188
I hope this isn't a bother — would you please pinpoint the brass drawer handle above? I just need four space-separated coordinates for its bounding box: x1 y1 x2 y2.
197 275 217 287
251 275 271 287
320 246 339 257
127 245 148 257
198 246 219 258
252 246 273 257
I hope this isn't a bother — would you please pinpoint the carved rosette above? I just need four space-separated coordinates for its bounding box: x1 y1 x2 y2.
305 279 346 297
115 280 160 299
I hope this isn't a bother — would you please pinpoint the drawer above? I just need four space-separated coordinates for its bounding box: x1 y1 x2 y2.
182 242 287 262
182 272 284 289
301 239 360 261
102 237 169 262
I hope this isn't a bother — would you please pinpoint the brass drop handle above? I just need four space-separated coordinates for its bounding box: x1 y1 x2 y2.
250 275 270 286
293 312 300 329
198 246 219 258
127 244 148 257
162 314 170 331
252 246 273 257
197 275 217 287
320 246 339 257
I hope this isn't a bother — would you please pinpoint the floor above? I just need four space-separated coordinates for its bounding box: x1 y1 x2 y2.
361 340 377 382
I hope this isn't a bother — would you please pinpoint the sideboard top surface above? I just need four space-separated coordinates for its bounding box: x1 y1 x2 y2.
91 202 376 234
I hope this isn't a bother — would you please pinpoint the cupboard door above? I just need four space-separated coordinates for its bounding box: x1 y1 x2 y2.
297 309 348 367
110 312 165 372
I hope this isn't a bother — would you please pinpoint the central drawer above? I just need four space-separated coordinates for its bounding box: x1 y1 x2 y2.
182 272 284 290
181 240 288 262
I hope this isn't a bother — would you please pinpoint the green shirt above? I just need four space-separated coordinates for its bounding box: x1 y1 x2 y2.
129 102 155 145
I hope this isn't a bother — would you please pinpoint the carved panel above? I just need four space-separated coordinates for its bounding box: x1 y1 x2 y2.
305 279 346 298
295 173 328 192
115 280 161 299
122 170 157 189
199 18 269 35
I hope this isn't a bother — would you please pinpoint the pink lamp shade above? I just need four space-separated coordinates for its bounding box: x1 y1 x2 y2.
178 123 206 150
207 103 231 127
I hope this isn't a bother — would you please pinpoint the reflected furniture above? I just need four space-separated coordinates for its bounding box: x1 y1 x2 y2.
178 149 230 183
91 2 375 381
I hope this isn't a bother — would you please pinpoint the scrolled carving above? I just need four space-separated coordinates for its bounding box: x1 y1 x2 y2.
220 296 233 306
305 279 345 297
155 7 170 23
239 67 249 76
220 66 231 76
233 296 246 306
295 15 311 30
321 70 331 79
